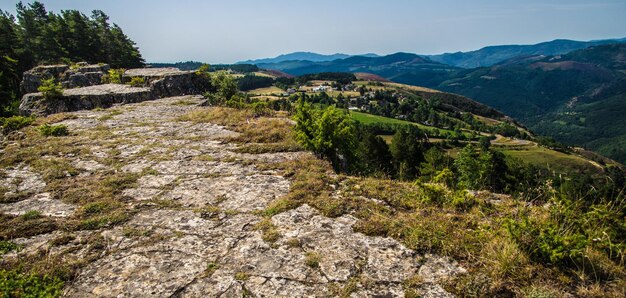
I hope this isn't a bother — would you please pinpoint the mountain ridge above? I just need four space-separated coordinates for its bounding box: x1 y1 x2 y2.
237 51 380 65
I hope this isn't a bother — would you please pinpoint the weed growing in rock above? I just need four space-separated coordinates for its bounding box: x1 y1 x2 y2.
234 271 249 281
102 69 125 84
305 252 320 268
126 76 145 87
21 210 41 220
255 218 280 244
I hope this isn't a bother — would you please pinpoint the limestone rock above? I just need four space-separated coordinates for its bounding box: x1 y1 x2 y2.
20 64 70 94
20 63 110 94
19 84 152 116
0 192 75 217
19 65 212 116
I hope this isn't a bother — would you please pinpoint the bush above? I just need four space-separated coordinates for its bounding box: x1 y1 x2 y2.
0 116 34 133
102 69 125 84
0 269 64 297
21 210 42 220
37 78 63 100
38 124 69 136
0 241 20 255
126 76 145 87
293 100 357 172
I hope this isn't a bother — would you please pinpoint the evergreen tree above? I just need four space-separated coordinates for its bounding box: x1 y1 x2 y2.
390 125 428 180
357 128 393 176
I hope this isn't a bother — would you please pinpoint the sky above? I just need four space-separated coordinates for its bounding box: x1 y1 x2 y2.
1 0 625 64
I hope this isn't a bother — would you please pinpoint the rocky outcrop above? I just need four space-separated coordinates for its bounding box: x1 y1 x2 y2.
124 68 213 98
20 84 152 116
20 62 110 94
19 65 212 116
20 64 70 94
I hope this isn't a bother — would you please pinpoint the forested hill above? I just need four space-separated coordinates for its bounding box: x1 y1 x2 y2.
0 1 144 115
427 38 626 68
439 44 626 163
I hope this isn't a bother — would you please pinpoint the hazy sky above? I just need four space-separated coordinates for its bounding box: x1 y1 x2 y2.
1 0 625 63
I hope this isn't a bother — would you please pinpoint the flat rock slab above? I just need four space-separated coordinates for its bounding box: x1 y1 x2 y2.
61 84 151 96
0 193 76 217
3 95 465 297
125 68 190 77
0 166 46 197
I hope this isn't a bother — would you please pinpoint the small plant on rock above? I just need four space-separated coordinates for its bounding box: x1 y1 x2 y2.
102 69 125 84
38 77 63 101
305 251 321 268
126 76 145 87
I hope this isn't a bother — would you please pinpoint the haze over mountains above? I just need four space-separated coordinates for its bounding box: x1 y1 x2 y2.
237 38 626 163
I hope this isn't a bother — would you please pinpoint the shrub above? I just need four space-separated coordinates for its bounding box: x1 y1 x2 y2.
37 78 63 100
0 116 34 133
0 269 64 297
38 124 69 136
506 207 588 266
0 241 20 255
126 76 145 87
102 69 125 84
21 210 42 220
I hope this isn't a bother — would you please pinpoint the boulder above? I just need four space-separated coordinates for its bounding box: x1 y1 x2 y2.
20 84 152 116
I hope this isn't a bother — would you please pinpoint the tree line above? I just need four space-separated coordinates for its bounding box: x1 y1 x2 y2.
0 1 144 115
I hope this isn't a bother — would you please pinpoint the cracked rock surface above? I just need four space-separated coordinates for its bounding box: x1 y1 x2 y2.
2 95 464 297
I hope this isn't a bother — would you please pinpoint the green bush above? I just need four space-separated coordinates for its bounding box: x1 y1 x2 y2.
37 78 63 101
0 269 64 297
293 99 357 172
506 206 588 266
0 116 34 132
21 210 41 220
0 241 20 255
38 124 69 137
102 69 125 84
126 76 145 87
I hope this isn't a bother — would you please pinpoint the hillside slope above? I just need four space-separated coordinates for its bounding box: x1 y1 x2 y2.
438 44 626 163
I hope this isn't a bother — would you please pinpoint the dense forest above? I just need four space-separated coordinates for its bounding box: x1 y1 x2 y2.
0 1 144 115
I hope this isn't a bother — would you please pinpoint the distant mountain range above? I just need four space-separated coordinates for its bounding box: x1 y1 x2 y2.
427 38 626 68
237 52 379 65
242 38 626 69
